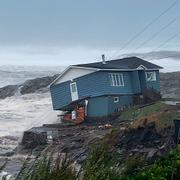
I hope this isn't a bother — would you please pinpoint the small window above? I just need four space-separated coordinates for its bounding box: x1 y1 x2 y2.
109 73 124 86
70 82 77 93
146 71 156 81
114 97 119 103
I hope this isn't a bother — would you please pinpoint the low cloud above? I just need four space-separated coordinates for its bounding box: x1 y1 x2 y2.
0 45 179 72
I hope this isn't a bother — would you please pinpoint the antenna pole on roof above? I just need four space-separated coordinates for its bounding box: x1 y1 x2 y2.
102 54 106 64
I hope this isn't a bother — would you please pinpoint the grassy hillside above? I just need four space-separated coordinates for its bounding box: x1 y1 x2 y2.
118 101 167 121
82 101 180 180
14 101 180 180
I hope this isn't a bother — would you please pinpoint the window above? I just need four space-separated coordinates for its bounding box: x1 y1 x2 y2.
109 73 124 86
70 82 77 93
114 97 119 103
146 71 156 81
70 82 79 101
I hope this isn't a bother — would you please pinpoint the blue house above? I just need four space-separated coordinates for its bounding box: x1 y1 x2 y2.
50 56 162 118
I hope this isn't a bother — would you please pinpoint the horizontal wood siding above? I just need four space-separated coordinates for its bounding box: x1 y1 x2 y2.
50 81 71 110
108 95 133 115
87 97 109 117
87 95 133 117
76 71 141 99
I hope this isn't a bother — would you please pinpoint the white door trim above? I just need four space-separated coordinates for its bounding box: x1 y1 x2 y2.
70 82 79 101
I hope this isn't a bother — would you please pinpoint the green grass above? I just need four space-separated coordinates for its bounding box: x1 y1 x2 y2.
82 143 121 180
83 144 180 179
151 110 180 134
82 101 180 180
119 101 167 121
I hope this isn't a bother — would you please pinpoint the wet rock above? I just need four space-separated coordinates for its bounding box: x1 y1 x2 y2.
20 75 58 95
147 148 158 162
0 74 59 99
154 140 161 144
136 145 144 149
21 128 47 149
0 150 15 157
77 155 87 164
0 85 18 99
1 158 25 179
62 141 82 152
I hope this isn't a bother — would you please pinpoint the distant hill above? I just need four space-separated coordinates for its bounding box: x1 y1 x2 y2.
119 51 180 72
121 50 180 60
160 71 180 100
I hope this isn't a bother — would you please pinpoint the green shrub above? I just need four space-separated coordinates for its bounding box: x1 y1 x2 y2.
123 154 146 176
16 154 77 180
50 154 77 180
82 144 121 180
136 146 180 180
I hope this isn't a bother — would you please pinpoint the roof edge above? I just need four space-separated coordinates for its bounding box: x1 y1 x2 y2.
49 65 99 87
76 56 163 70
74 66 163 71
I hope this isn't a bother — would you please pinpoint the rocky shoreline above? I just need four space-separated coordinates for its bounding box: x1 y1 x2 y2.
0 122 113 179
0 70 179 179
0 100 179 179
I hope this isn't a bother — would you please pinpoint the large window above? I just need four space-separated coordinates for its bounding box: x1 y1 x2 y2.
109 73 124 86
146 71 156 81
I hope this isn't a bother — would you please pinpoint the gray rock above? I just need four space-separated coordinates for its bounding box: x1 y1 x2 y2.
146 148 158 162
0 85 18 99
0 74 59 99
21 128 47 149
20 75 58 95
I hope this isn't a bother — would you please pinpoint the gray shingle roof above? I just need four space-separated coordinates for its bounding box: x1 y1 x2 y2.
75 57 163 70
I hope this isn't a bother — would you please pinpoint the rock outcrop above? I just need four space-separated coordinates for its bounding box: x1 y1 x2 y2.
0 85 19 99
0 74 58 99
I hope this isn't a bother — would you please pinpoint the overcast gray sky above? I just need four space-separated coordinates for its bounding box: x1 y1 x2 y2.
0 0 180 66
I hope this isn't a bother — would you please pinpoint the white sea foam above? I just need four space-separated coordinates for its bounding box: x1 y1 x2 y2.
0 65 63 87
0 92 59 137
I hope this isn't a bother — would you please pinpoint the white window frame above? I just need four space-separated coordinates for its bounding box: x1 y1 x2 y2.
114 97 119 103
146 71 156 81
109 73 124 87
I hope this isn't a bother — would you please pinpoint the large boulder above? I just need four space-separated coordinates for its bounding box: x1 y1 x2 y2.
0 85 19 99
20 74 58 94
21 127 47 149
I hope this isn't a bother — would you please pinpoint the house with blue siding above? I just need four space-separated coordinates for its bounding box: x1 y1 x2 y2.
50 56 162 119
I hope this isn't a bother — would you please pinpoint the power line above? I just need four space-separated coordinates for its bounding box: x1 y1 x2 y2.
154 31 180 50
134 15 180 51
140 29 180 60
108 0 180 60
